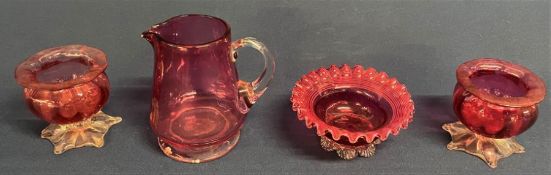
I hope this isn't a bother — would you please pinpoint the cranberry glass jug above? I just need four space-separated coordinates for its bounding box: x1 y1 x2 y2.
142 14 275 163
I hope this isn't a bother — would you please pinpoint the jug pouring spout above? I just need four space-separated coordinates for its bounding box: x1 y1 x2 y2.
141 28 161 45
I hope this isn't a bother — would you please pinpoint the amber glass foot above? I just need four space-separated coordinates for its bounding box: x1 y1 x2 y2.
41 111 122 154
320 135 381 160
158 131 240 163
442 121 525 168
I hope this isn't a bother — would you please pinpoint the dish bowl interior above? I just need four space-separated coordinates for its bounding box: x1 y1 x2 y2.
314 88 393 132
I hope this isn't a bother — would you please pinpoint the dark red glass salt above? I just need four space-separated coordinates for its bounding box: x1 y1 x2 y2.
14 45 121 154
444 58 546 168
16 46 110 124
453 58 544 139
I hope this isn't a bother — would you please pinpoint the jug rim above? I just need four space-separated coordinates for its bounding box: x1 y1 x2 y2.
142 14 231 47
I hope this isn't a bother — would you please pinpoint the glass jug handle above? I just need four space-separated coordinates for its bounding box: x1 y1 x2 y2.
231 37 276 108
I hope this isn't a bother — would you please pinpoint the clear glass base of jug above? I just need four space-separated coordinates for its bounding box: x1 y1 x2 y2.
157 131 240 163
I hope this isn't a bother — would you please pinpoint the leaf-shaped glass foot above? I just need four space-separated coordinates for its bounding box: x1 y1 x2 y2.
442 121 525 168
41 111 122 154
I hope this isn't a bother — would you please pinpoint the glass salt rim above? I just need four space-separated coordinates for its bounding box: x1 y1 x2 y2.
15 44 107 90
456 58 546 107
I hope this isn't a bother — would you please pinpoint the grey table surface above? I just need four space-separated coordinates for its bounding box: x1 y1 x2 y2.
1 0 550 174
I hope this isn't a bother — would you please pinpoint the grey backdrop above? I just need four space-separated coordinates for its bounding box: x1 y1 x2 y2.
0 0 549 174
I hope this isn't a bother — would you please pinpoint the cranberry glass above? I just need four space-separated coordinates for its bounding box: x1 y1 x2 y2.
15 45 122 154
444 58 546 168
142 14 275 163
291 65 414 159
